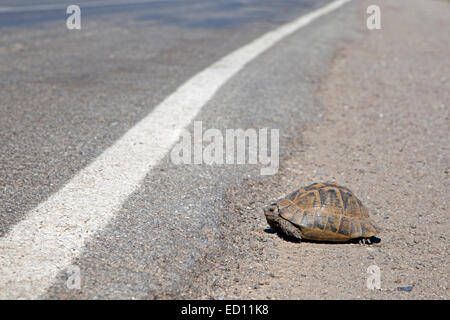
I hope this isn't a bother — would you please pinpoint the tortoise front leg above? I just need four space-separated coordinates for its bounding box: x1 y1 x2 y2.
278 218 303 241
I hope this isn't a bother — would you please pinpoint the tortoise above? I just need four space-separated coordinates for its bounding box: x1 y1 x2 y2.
264 182 381 242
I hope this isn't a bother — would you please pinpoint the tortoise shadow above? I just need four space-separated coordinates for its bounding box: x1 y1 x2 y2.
264 228 381 245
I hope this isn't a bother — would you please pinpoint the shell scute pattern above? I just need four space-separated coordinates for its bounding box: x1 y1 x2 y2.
291 183 367 217
273 182 381 242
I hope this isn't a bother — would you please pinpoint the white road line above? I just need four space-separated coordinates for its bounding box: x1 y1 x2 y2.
0 0 351 299
0 0 165 13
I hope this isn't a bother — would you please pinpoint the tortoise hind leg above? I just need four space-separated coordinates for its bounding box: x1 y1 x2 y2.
360 219 381 238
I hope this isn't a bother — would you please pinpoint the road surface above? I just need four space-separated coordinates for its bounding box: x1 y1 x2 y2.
1 0 353 299
1 0 448 300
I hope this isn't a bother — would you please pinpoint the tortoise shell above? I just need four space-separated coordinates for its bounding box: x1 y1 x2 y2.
271 182 381 242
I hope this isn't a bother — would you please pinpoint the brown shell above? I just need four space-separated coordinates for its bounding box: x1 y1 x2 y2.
278 182 381 241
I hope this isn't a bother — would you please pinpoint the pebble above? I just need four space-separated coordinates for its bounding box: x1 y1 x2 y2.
397 286 414 292
12 43 25 52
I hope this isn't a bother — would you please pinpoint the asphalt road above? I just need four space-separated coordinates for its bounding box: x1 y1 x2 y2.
1 0 357 298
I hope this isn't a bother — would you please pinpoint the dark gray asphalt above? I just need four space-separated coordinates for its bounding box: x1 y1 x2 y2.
0 0 358 298
0 0 328 237
0 0 321 28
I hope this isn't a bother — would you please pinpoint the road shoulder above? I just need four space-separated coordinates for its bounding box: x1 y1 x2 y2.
195 0 449 299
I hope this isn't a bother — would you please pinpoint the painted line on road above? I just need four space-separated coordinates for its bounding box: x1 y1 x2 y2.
0 0 352 299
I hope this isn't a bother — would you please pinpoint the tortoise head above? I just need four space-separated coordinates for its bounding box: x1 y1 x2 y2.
264 202 280 230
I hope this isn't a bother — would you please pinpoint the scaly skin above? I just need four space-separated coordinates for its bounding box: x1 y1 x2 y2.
264 204 303 240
